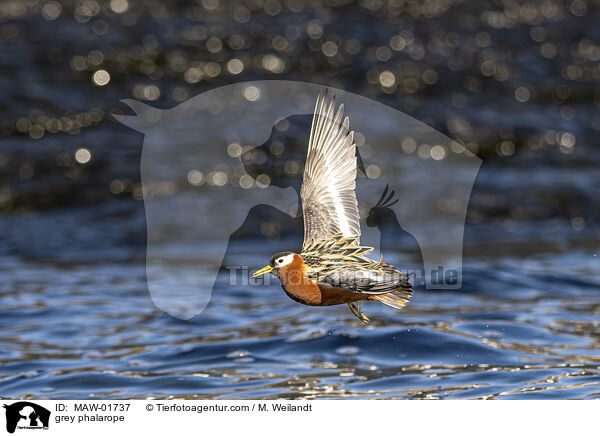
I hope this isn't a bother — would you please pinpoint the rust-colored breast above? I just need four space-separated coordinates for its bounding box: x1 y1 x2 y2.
278 255 323 305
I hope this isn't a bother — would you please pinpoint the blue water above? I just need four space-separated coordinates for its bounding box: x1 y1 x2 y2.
1 240 598 399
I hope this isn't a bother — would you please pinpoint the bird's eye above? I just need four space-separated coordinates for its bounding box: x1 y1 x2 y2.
278 258 283 263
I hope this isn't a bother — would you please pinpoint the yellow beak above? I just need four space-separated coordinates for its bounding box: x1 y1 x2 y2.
252 265 274 278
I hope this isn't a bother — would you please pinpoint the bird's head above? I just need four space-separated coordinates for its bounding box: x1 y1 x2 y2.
252 252 301 278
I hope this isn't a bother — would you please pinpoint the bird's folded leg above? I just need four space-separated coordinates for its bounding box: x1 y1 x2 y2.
348 301 370 325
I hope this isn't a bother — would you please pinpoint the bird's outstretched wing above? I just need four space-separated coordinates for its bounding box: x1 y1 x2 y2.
301 90 361 251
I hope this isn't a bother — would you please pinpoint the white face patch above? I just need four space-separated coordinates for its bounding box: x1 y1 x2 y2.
274 253 295 268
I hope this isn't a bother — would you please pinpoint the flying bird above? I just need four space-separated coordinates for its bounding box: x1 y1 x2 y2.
252 90 413 324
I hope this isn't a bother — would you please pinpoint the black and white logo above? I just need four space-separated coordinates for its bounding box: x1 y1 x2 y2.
3 402 50 434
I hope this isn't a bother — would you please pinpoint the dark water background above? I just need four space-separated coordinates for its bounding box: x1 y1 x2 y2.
1 0 599 399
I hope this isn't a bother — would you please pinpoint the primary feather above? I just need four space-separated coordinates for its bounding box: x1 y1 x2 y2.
301 90 361 251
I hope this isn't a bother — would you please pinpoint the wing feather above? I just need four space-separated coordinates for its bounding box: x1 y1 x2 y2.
301 90 361 250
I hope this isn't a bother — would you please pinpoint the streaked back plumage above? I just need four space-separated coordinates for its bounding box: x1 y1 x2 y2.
301 234 412 296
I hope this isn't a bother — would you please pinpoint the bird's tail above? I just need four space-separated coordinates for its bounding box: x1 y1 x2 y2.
368 287 413 309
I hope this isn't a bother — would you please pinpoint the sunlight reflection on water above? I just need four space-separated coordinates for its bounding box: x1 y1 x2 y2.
0 250 598 400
